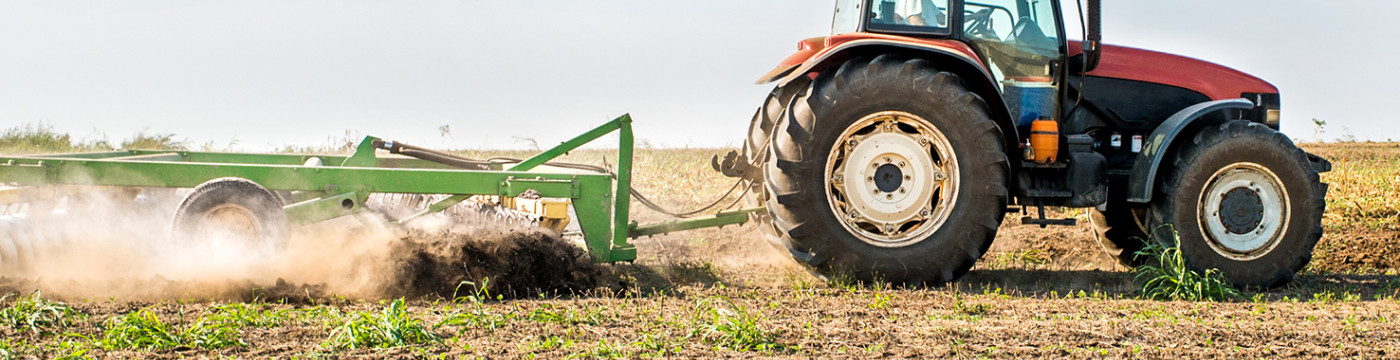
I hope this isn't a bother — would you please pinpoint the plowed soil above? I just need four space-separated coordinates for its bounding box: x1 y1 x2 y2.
0 143 1396 359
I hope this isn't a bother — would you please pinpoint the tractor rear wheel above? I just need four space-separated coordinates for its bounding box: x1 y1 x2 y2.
764 55 1008 285
1148 121 1325 288
172 178 289 252
1089 199 1150 267
745 83 808 253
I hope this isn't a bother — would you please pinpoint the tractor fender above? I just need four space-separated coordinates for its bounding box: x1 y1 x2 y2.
757 36 1021 161
1125 98 1254 203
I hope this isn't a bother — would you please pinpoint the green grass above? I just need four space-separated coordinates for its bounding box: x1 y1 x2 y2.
324 299 440 350
0 292 84 336
1133 231 1243 302
99 307 247 350
205 302 292 328
689 296 784 352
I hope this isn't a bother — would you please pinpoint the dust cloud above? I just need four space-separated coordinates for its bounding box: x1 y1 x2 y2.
0 189 607 302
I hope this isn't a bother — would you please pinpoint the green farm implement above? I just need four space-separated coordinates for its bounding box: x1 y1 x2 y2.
0 115 760 271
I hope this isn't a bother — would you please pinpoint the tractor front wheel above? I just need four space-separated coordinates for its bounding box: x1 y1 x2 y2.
1148 121 1326 288
764 55 1008 285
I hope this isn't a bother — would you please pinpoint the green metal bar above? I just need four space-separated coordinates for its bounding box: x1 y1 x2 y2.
628 208 763 237
108 153 185 162
284 191 362 225
611 115 635 260
509 115 632 172
403 114 633 232
31 151 139 159
0 158 609 196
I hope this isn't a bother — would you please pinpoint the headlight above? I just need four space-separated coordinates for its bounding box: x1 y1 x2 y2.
1266 109 1281 125
1243 92 1281 127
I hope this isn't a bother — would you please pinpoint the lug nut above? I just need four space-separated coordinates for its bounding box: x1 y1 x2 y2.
850 211 859 219
904 175 912 181
885 224 895 232
833 175 844 183
867 176 875 182
898 188 906 194
935 172 947 181
918 138 929 146
886 194 893 200
849 139 859 148
898 161 906 168
884 157 892 163
920 209 931 217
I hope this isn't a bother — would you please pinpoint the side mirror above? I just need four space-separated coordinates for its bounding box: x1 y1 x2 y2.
1082 0 1102 72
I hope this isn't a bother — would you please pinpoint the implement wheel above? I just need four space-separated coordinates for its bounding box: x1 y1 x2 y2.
172 178 289 251
1148 121 1326 288
764 55 1008 285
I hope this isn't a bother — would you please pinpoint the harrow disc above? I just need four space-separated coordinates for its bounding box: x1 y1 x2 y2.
0 214 74 276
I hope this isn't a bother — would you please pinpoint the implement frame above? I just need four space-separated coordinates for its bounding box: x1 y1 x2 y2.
0 115 760 263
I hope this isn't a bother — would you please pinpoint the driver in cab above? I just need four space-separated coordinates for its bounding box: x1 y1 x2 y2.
894 0 946 27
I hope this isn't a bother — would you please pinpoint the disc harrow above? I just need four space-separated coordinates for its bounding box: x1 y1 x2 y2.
0 115 762 275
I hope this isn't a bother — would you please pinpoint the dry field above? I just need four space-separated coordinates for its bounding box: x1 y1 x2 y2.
0 131 1397 358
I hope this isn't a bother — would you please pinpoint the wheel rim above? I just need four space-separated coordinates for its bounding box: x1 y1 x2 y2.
825 111 958 247
198 203 265 242
1196 162 1289 260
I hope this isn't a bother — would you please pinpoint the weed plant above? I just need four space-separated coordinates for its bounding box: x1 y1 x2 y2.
100 308 246 350
689 296 784 352
0 292 83 336
325 299 440 349
1133 230 1242 302
438 280 512 331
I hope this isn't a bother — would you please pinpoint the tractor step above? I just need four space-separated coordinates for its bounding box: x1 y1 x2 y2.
1020 216 1077 227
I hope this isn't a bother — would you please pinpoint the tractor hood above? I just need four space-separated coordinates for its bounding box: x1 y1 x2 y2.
1070 40 1278 100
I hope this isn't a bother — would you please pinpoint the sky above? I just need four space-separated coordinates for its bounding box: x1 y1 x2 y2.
1 0 1395 151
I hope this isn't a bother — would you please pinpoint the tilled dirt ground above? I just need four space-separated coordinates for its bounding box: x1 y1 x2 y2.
0 143 1396 358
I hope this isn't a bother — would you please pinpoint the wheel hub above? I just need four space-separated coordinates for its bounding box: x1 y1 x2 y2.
1197 162 1290 260
826 111 958 247
1219 187 1264 234
199 204 265 242
873 164 904 193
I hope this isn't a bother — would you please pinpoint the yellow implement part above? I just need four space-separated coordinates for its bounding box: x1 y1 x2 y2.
467 195 572 233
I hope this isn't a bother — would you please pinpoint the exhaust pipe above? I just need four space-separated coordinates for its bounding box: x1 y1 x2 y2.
1082 0 1102 72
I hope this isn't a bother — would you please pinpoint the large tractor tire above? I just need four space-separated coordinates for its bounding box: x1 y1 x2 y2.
172 178 289 252
1089 199 1150 267
745 82 808 250
764 55 1009 285
1148 121 1326 288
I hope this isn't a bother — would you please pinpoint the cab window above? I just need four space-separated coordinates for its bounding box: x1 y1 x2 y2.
868 0 952 33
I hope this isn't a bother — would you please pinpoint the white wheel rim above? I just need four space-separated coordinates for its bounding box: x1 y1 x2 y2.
825 111 958 247
1196 162 1289 260
199 203 266 242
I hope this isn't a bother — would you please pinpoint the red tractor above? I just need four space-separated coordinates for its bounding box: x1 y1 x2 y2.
717 0 1330 288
